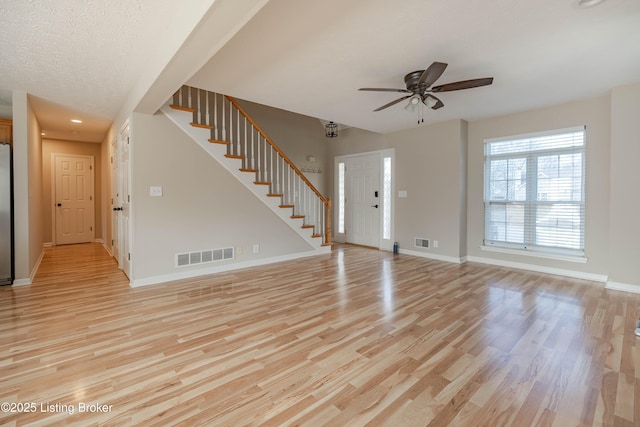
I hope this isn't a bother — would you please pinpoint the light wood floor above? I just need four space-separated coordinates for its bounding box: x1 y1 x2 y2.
1 243 639 426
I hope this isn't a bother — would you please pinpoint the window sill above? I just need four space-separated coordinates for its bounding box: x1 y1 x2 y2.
480 245 587 264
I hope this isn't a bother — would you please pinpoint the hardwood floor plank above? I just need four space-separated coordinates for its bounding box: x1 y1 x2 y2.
0 242 638 426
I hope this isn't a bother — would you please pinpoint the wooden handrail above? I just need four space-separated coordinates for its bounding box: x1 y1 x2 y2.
173 86 331 245
225 96 329 205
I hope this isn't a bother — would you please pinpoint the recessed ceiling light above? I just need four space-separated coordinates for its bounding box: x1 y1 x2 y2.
41 132 45 136
71 119 82 123
578 0 606 8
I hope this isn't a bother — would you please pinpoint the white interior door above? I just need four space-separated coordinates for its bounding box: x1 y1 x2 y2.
110 137 119 261
346 153 381 247
54 154 94 245
119 125 131 278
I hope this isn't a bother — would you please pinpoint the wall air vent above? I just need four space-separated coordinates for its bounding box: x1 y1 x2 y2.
415 238 430 248
176 246 234 268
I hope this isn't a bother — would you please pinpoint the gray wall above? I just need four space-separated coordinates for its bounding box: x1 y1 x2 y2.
236 99 330 195
12 92 44 283
467 94 611 277
608 83 640 285
121 81 640 289
327 119 468 261
130 111 312 282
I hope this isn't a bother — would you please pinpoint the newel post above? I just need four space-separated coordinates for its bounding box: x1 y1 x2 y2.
325 199 332 245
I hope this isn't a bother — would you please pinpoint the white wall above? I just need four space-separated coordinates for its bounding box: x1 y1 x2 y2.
129 111 314 284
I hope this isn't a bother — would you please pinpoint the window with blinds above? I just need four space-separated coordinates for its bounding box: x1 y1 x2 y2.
484 127 585 257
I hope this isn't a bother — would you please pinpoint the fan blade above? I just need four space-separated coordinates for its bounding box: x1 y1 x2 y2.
425 94 445 110
359 87 411 93
373 95 411 112
417 62 448 88
431 77 493 93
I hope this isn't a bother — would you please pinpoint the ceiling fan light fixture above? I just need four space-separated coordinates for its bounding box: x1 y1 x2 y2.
578 0 605 8
423 95 437 108
404 95 421 111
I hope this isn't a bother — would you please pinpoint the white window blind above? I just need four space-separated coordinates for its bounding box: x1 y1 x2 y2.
484 127 585 257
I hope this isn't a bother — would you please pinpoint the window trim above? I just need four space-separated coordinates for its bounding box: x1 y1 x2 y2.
483 126 586 258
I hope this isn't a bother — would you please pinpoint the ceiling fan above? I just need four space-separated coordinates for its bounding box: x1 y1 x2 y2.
359 62 493 112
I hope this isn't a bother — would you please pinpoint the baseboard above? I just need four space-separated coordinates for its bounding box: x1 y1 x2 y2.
42 242 52 248
605 281 640 294
95 239 112 256
13 248 46 287
399 248 465 264
466 255 608 282
130 249 330 288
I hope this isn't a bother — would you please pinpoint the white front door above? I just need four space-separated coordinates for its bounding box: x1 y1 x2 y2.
346 153 381 247
119 124 131 278
54 154 94 245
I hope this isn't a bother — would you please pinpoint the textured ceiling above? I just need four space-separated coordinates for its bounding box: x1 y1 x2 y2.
0 0 178 141
1 0 639 141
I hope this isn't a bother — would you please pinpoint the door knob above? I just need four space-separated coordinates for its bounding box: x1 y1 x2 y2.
56 203 62 207
113 207 123 211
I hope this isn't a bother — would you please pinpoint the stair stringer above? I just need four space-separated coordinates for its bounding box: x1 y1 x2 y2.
160 102 330 254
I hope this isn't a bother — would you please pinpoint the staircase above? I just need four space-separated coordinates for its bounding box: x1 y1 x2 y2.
161 85 332 252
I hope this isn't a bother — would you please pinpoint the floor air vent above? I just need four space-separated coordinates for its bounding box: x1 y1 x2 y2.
176 247 234 268
415 238 430 248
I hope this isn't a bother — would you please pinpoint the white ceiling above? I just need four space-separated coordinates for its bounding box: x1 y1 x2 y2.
1 0 639 141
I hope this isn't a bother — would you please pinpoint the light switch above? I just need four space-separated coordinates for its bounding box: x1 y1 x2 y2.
398 190 407 198
150 186 163 197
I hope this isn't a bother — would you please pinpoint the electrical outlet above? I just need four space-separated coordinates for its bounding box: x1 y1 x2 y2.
149 186 163 197
433 240 439 248
253 244 260 254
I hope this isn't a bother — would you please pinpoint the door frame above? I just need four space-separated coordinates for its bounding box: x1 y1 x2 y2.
110 136 119 261
50 153 95 246
117 121 132 279
334 148 395 250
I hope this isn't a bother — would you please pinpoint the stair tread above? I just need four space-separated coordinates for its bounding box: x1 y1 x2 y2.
190 122 214 130
209 139 230 145
279 205 295 209
240 168 258 173
225 154 243 159
291 215 305 219
267 194 283 197
170 104 196 113
311 234 323 238
254 181 271 185
301 225 315 229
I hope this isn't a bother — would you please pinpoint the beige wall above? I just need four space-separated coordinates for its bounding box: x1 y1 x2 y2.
41 139 103 244
130 111 313 282
467 94 612 276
